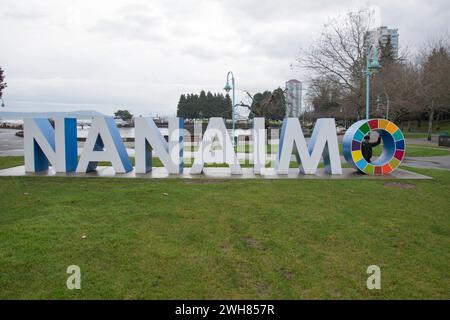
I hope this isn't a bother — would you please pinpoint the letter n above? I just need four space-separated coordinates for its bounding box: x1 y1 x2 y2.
135 117 184 174
24 118 77 172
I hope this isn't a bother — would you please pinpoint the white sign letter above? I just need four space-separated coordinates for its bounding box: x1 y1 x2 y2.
24 118 77 172
190 117 242 175
76 117 132 173
253 117 266 175
135 117 184 174
277 118 342 174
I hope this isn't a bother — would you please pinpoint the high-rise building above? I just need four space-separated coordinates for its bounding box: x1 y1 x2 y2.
365 26 399 59
285 79 302 118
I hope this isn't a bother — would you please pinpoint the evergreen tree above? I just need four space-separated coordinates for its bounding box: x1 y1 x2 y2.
176 91 233 119
184 94 191 118
205 91 214 117
267 88 286 120
192 93 200 118
224 93 232 118
114 109 133 122
186 94 194 119
248 89 286 120
198 90 207 118
177 94 187 117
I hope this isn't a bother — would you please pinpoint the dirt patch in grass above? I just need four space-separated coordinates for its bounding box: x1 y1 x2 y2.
384 182 416 189
257 283 269 295
219 243 233 253
280 268 295 280
243 236 267 251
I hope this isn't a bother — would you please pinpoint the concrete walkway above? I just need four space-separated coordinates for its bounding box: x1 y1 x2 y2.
0 129 23 156
402 155 450 171
405 135 443 146
0 166 432 180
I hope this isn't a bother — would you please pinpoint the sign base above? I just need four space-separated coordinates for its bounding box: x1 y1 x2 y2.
0 166 432 180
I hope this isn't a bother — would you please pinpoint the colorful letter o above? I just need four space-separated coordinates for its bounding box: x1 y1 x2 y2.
342 119 406 175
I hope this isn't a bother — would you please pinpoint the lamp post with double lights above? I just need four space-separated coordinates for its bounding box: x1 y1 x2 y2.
377 92 390 120
224 71 236 146
365 44 382 119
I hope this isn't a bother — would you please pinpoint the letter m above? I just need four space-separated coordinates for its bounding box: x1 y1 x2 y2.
277 118 342 174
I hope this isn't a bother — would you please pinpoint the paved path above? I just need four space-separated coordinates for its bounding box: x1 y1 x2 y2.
0 129 23 156
406 136 439 146
402 155 450 170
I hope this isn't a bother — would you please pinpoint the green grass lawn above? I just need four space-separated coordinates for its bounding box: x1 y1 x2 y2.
402 120 450 139
0 156 24 170
404 132 429 139
404 145 450 157
406 120 450 134
0 164 449 299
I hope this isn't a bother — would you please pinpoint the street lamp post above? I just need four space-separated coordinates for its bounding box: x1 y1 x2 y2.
224 71 236 146
386 93 390 120
365 44 382 119
377 92 390 120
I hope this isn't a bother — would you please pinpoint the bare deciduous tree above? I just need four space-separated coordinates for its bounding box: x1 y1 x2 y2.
296 9 375 119
417 37 450 140
376 60 422 124
0 67 7 100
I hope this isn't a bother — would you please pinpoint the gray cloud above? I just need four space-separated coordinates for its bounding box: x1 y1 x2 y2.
3 10 45 20
0 0 449 116
88 5 165 42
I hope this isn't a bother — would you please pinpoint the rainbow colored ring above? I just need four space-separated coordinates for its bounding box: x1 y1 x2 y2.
342 119 406 175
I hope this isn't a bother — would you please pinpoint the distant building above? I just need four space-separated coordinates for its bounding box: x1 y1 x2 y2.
365 26 399 59
285 79 302 118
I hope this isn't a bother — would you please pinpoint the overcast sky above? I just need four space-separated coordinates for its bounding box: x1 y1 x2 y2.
0 0 449 116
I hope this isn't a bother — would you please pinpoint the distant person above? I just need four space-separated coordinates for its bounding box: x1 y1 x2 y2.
362 135 381 163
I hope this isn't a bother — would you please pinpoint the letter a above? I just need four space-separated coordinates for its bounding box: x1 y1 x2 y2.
366 265 381 290
76 117 132 173
190 118 241 174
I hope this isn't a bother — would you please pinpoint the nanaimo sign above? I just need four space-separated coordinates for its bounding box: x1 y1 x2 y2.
23 117 406 176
